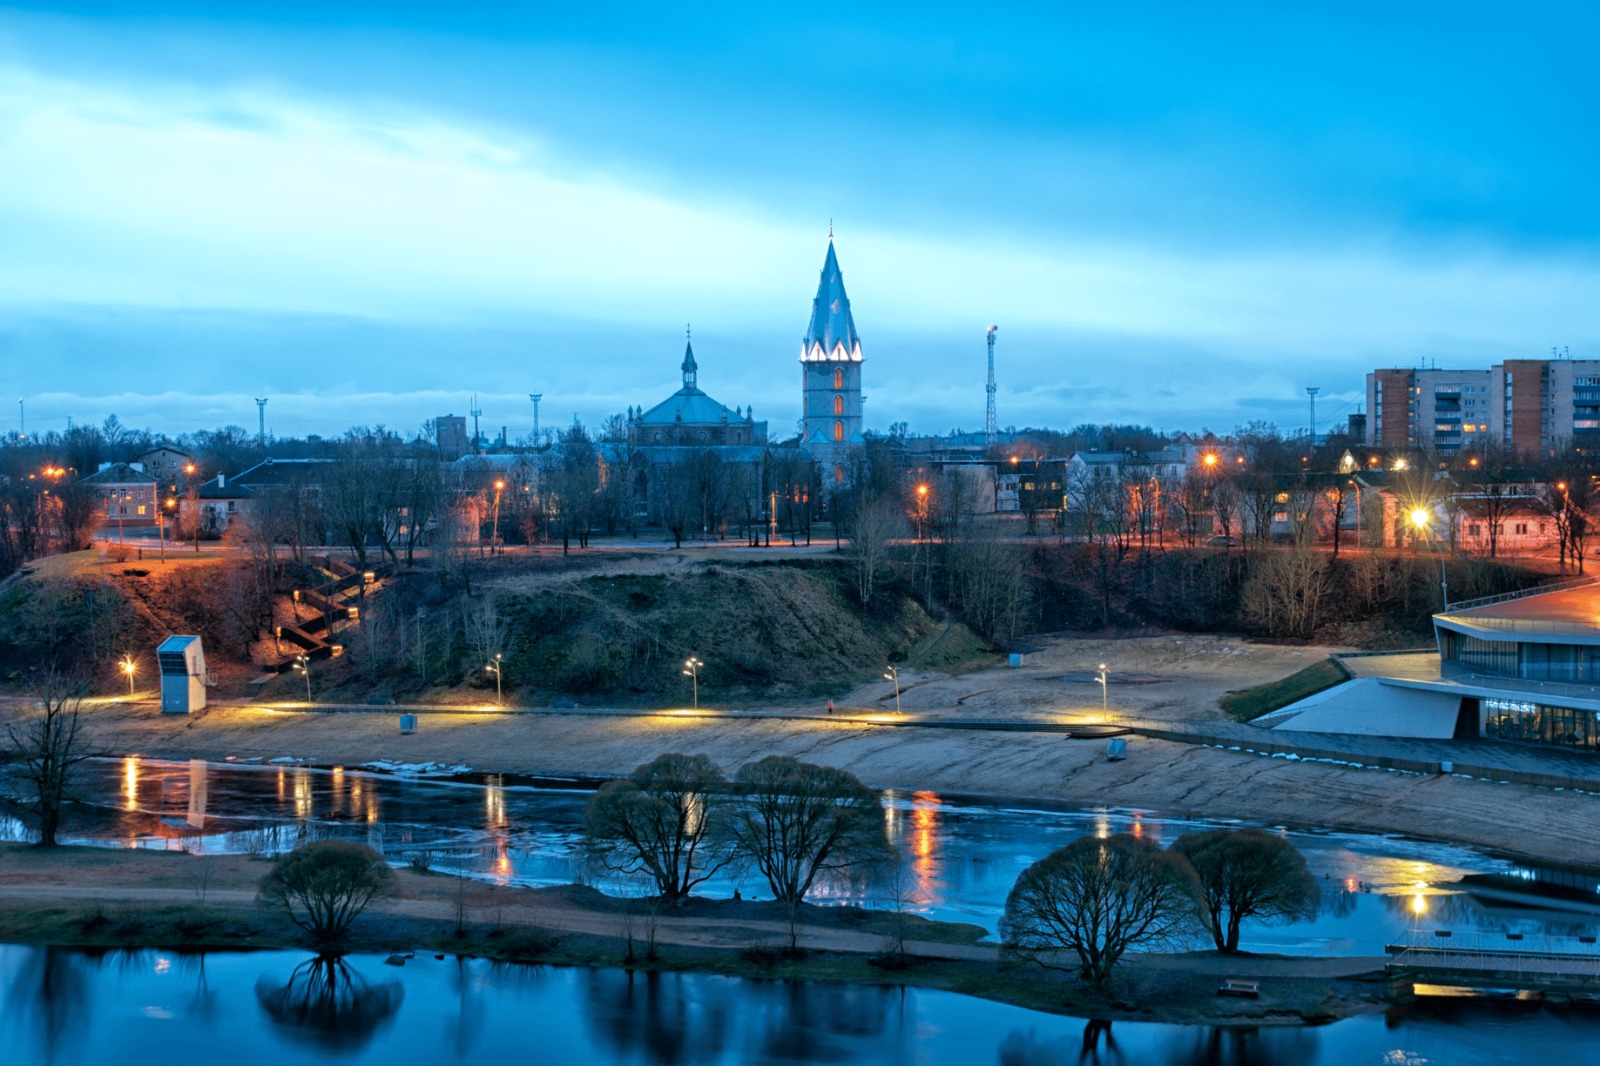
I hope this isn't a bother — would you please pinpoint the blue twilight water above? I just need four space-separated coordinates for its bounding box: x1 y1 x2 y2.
4 758 1596 956
3 945 1599 1065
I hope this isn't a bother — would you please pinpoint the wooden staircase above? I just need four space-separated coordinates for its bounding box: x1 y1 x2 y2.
265 556 385 673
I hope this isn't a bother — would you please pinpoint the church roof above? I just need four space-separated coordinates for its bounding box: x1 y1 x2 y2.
801 240 861 362
637 388 744 426
636 336 754 426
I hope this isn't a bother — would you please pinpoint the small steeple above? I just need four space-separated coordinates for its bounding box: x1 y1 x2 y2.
681 324 698 390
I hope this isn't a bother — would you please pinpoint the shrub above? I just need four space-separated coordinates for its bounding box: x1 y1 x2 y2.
257 840 397 941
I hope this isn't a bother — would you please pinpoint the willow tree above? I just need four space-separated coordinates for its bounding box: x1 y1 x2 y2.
1000 835 1200 990
1172 829 1319 953
584 753 730 905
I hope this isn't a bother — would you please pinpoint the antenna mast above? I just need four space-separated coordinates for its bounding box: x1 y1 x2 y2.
1306 386 1320 445
255 398 268 449
470 394 483 455
529 394 542 443
985 326 999 445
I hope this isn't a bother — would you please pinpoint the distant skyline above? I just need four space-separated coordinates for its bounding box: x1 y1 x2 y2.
3 3 1598 442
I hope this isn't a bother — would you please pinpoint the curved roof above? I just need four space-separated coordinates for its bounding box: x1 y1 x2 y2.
638 387 744 426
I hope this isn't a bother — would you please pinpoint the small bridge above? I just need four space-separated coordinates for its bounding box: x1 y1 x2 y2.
1387 930 1600 990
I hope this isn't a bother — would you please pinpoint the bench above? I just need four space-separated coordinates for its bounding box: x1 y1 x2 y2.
1218 979 1261 998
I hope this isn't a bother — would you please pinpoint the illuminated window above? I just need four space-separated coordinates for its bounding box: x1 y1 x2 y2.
833 420 844 442
834 464 844 484
833 394 844 415
833 368 844 389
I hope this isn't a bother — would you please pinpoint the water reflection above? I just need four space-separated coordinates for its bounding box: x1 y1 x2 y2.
19 759 1600 956
254 954 404 1052
581 968 733 1066
8 946 1600 1062
2 946 90 1063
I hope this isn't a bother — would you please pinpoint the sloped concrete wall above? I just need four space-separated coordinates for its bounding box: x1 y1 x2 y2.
1271 678 1461 739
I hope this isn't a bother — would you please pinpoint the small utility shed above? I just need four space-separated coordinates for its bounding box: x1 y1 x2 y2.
158 635 207 714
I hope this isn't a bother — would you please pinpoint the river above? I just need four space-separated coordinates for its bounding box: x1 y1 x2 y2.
5 757 1598 956
3 944 1599 1064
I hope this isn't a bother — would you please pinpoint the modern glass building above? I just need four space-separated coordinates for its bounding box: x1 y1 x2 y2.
1434 582 1600 752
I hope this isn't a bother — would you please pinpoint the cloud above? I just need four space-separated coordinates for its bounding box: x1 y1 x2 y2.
1 57 1599 438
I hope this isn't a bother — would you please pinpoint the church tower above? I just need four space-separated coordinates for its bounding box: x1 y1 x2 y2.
799 237 863 452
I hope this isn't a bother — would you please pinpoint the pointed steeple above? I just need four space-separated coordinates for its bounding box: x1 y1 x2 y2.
681 325 699 390
801 239 862 362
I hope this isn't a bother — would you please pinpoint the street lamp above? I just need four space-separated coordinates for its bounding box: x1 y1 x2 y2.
1096 663 1109 719
682 656 703 709
487 653 503 706
492 479 505 554
1409 508 1448 608
293 652 312 703
883 665 901 713
120 655 136 696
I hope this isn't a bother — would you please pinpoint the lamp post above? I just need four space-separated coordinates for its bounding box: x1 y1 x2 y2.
487 653 503 706
883 665 901 713
492 480 505 554
293 652 312 703
1409 508 1448 608
121 655 136 697
682 656 702 709
1097 663 1109 719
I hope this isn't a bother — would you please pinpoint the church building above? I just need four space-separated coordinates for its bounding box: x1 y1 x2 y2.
626 335 768 448
799 238 865 454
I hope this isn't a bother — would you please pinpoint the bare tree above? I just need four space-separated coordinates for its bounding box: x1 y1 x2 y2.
2 670 96 846
999 834 1200 991
847 494 903 606
1171 829 1319 953
1239 546 1332 639
461 595 507 673
727 756 887 918
583 753 731 905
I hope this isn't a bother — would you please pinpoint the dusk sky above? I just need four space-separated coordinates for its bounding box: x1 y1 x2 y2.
2 2 1597 443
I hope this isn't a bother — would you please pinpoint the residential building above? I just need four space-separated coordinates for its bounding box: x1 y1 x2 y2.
1365 358 1600 457
435 415 469 459
80 462 159 530
1364 367 1494 452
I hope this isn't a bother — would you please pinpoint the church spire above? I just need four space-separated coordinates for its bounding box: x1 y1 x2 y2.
800 239 862 363
681 324 698 390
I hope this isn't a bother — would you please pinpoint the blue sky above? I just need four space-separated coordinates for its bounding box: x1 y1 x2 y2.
1 2 1597 441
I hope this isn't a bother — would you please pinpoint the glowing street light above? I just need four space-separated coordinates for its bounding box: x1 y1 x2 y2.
682 656 703 709
486 653 504 706
292 652 312 703
883 665 901 713
1097 663 1109 717
492 479 505 554
1409 507 1449 607
120 655 137 696
1201 452 1219 469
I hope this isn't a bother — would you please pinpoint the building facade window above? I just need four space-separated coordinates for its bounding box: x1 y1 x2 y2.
833 368 844 389
833 394 844 415
833 421 844 442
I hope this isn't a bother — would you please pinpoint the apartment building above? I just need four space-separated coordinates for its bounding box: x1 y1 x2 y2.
1367 358 1600 456
1365 367 1493 452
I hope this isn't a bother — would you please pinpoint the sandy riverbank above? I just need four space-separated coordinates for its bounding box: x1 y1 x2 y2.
15 633 1600 865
